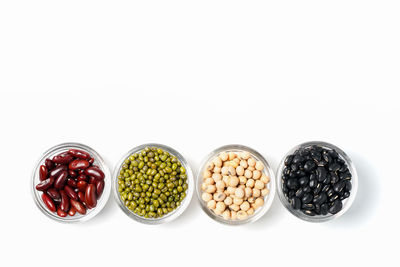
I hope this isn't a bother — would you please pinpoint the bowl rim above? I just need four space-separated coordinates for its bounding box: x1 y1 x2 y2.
112 143 194 225
276 141 358 223
31 142 112 223
195 144 276 225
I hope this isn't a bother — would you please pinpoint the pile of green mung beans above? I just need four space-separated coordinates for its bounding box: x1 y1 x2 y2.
118 147 188 218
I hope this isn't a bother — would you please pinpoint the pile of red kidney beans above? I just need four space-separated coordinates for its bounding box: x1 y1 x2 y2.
35 149 105 217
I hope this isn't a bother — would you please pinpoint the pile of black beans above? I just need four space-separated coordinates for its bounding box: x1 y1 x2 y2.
282 145 352 216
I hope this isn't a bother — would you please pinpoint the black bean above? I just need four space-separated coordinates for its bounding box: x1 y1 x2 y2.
329 200 343 214
302 186 311 193
329 194 339 202
283 167 290 175
322 175 331 185
312 145 322 152
314 204 321 215
309 179 317 188
302 193 313 204
302 210 316 216
313 183 322 194
345 180 352 191
328 163 340 172
328 150 339 159
336 158 345 165
339 164 348 173
318 160 328 167
295 188 305 198
339 171 352 180
302 203 315 210
282 146 349 217
299 149 310 157
320 203 329 215
333 180 346 193
330 172 339 184
311 150 322 162
304 160 316 172
327 188 335 197
341 191 350 200
299 176 309 186
316 166 327 182
323 153 332 163
322 184 330 193
291 197 301 210
285 155 294 166
313 192 327 205
282 183 289 194
337 189 345 197
291 164 299 171
287 178 299 190
296 170 306 177
292 155 304 164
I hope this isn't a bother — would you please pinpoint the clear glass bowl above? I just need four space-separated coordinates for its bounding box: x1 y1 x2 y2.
31 142 111 223
196 144 276 225
276 141 358 222
113 143 194 224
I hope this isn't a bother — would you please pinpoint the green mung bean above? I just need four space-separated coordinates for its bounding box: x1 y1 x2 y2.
118 147 188 218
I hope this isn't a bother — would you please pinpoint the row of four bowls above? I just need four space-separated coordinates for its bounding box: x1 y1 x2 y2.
32 142 358 224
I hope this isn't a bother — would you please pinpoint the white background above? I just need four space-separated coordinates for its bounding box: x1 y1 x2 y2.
0 1 399 266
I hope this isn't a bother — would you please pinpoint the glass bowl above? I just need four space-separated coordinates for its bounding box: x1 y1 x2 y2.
113 143 194 224
276 141 358 222
196 144 276 225
31 142 111 223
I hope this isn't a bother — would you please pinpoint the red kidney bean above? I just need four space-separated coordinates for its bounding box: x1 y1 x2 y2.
69 159 90 170
52 152 74 164
89 176 96 184
47 188 61 201
54 199 61 207
70 199 86 215
85 184 97 209
68 170 77 177
42 192 56 212
45 158 55 170
36 147 104 218
67 178 77 188
84 166 104 180
77 174 87 182
68 207 76 216
49 164 67 178
64 185 78 200
95 180 104 199
68 149 91 159
35 177 54 191
54 151 67 157
54 171 68 189
60 190 70 212
57 208 67 217
39 165 48 181
78 191 86 204
77 181 88 192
